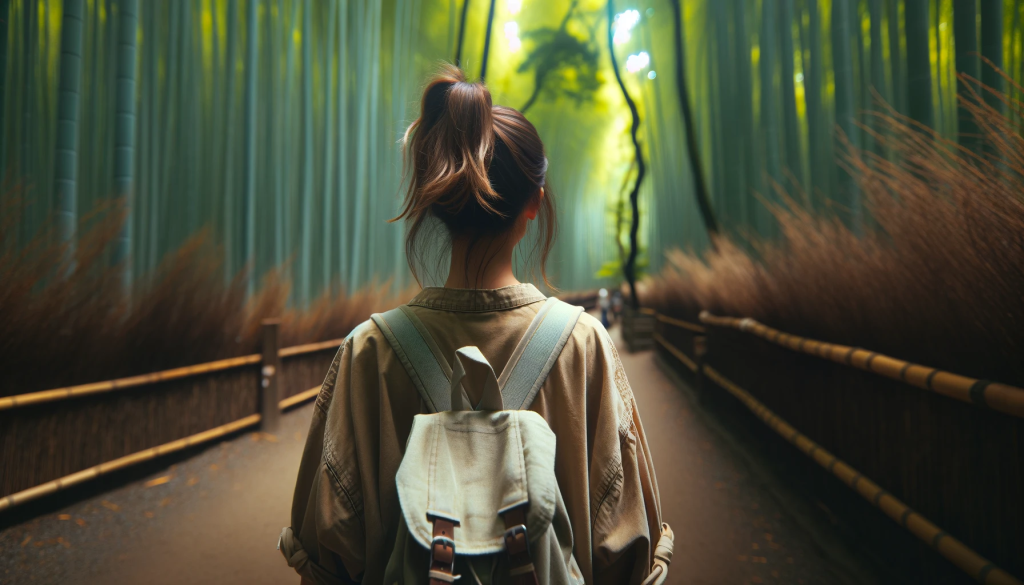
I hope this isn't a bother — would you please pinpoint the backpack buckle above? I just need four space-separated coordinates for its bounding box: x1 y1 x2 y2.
428 516 459 583
503 524 529 556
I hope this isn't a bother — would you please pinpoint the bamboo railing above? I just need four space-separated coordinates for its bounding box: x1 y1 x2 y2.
0 384 323 513
697 311 1024 419
0 338 344 412
1 321 343 511
652 328 1023 585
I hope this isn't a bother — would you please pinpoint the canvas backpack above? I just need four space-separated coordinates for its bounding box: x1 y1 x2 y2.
370 297 587 585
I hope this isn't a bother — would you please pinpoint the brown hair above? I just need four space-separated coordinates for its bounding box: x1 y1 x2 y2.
393 64 556 287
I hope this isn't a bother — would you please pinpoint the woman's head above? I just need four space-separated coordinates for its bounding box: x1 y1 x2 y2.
394 64 555 287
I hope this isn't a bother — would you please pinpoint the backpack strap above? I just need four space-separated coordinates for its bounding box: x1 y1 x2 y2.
371 305 456 413
498 297 584 410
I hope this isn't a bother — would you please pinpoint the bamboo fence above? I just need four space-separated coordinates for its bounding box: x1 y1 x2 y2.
654 311 1024 583
698 312 1024 419
0 330 343 505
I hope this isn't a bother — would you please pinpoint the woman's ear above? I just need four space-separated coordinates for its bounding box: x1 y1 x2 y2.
525 188 544 221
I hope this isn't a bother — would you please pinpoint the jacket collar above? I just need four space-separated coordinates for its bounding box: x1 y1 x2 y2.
407 284 547 313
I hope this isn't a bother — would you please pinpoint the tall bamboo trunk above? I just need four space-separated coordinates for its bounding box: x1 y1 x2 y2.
299 0 314 304
905 0 935 129
606 0 644 308
242 0 259 296
779 0 803 194
112 0 139 293
869 0 887 156
479 0 496 81
222 0 238 280
337 0 349 282
953 0 980 151
0 0 10 181
668 0 718 244
53 0 85 266
711 0 737 227
888 0 906 114
832 0 860 227
322 0 338 290
732 0 756 232
980 0 1003 132
455 0 471 67
979 0 1003 93
805 0 829 207
760 0 781 236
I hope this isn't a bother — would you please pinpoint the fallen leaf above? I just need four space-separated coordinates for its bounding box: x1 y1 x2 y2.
261 432 278 443
57 514 71 521
772 570 780 578
20 536 31 547
714 481 725 489
57 537 70 549
144 511 154 518
752 543 760 550
159 497 171 507
250 433 261 442
144 476 172 488
764 533 773 541
736 555 748 562
209 464 219 471
186 477 199 487
294 432 303 441
75 518 86 527
101 500 120 512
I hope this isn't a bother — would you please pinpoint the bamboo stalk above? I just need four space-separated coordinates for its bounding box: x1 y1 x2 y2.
697 311 1024 419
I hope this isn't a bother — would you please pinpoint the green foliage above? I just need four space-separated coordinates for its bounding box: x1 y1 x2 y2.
517 13 602 112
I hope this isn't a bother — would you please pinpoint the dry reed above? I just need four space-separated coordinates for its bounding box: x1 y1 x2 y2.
642 78 1024 387
0 205 405 396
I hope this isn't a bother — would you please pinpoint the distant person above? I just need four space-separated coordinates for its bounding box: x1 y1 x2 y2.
279 65 668 585
598 287 611 328
611 289 623 323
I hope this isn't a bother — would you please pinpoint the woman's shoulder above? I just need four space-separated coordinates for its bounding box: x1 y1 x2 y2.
568 310 614 347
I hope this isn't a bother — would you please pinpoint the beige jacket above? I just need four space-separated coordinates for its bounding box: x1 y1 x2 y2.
283 284 662 584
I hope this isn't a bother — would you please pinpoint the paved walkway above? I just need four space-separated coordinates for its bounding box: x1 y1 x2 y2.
0 325 880 585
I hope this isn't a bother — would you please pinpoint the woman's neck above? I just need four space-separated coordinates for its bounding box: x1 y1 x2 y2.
444 235 521 289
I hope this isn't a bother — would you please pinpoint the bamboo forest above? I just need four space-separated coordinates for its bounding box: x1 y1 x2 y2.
2 0 1024 584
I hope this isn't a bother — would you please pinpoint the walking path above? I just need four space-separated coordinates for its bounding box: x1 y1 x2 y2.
0 324 880 585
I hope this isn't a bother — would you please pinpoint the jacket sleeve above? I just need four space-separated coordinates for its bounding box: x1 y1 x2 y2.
279 333 368 584
587 325 663 585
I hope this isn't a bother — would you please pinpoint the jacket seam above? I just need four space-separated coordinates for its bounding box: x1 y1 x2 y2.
324 457 366 534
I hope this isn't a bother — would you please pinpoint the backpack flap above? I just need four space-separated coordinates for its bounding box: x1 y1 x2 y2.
396 409 559 556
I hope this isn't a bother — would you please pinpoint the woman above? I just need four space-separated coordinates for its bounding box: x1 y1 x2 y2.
280 65 663 584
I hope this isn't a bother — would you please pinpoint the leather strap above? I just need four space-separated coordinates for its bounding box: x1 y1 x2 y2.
428 518 459 585
502 507 539 585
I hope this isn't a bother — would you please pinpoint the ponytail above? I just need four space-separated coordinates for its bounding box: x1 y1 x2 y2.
394 64 555 287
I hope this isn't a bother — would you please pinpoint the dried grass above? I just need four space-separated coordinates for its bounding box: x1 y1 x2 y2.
642 78 1024 386
0 205 405 396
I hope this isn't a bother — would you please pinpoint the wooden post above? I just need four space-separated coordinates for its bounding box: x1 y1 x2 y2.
260 319 281 432
694 335 707 404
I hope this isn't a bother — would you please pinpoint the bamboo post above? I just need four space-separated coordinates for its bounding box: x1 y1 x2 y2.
694 335 707 404
260 319 281 432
